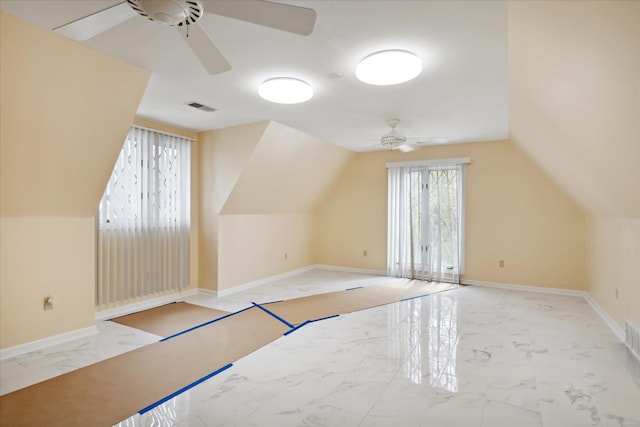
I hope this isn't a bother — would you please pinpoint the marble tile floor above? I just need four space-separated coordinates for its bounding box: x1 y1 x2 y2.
1 269 639 426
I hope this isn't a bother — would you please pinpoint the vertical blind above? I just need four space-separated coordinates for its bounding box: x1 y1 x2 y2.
97 126 191 306
387 159 467 283
387 166 421 278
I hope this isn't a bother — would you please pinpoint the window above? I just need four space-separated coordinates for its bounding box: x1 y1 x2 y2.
97 126 191 306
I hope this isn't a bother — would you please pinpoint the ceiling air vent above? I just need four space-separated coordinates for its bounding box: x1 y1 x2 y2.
186 102 216 113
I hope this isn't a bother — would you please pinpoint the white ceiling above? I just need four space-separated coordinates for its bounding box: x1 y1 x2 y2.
0 0 508 152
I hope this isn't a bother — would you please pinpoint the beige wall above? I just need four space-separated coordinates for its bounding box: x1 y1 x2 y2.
0 218 96 348
315 140 586 289
198 121 353 291
313 151 388 271
0 13 149 349
508 1 640 218
0 13 150 218
198 122 268 290
508 1 640 329
586 217 640 329
218 214 313 290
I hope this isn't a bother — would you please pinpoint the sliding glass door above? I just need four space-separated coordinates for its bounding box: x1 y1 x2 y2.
387 162 464 283
426 167 462 282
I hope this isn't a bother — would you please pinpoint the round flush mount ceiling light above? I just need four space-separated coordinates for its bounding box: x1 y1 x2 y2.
356 50 422 86
258 77 313 104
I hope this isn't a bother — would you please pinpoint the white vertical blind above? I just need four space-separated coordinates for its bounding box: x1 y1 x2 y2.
387 161 465 283
97 126 191 306
387 166 425 279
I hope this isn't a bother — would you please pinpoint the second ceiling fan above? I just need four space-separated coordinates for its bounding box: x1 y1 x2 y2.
379 119 448 152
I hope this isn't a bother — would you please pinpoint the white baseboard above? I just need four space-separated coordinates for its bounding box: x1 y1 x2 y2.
94 288 199 321
312 264 386 276
461 279 624 342
582 293 625 342
209 265 317 297
460 279 586 297
92 264 380 318
198 288 218 298
197 265 384 298
2 289 203 359
624 320 640 363
0 325 98 361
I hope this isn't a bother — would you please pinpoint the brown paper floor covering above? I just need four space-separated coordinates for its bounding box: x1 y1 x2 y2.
0 279 460 427
111 302 229 337
0 307 289 427
263 280 459 325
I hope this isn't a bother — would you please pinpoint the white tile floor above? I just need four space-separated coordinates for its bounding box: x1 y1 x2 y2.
1 269 639 426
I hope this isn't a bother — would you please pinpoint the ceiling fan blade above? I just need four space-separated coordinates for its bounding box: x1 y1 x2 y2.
202 0 316 36
53 2 137 41
179 23 232 75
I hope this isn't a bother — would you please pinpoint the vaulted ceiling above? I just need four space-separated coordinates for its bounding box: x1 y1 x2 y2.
1 1 638 218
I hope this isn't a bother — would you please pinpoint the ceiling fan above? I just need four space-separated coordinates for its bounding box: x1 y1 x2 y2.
53 0 317 75
380 118 417 152
378 118 449 152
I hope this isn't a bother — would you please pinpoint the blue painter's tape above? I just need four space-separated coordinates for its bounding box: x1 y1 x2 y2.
283 313 340 336
138 363 233 415
400 294 430 302
261 300 284 305
309 314 340 323
345 286 363 291
160 305 253 342
251 302 294 329
283 320 311 336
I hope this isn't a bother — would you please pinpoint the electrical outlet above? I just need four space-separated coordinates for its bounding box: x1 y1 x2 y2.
43 296 54 310
499 260 505 268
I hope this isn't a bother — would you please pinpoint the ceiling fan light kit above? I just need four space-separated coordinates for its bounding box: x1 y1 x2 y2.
258 77 314 104
380 133 406 149
126 0 202 27
380 118 406 149
356 50 422 86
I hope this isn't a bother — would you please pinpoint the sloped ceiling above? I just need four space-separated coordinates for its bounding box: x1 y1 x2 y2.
199 120 270 215
220 121 354 214
508 1 640 217
0 12 150 217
